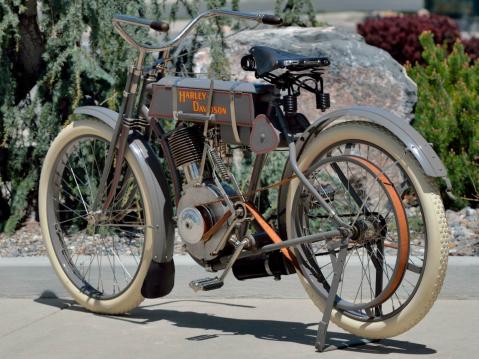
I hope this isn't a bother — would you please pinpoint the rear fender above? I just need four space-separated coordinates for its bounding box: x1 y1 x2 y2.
297 105 449 179
277 105 451 238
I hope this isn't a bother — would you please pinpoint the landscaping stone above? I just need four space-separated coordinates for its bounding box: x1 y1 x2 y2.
194 26 418 121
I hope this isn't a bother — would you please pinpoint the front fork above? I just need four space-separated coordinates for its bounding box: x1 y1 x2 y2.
92 51 147 212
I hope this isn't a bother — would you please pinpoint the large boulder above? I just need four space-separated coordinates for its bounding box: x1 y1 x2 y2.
194 26 417 122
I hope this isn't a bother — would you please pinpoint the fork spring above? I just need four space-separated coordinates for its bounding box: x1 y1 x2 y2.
209 147 230 181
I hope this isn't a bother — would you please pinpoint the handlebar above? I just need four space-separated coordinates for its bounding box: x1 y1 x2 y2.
112 9 283 54
261 14 283 25
113 14 170 32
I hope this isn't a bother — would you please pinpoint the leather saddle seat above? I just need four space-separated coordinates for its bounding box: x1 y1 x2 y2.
249 46 330 76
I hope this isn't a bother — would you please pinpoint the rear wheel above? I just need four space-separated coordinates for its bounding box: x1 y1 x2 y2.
285 122 449 338
39 119 156 314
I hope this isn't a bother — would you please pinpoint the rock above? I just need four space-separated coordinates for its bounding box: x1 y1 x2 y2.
452 226 475 240
1 204 477 256
446 210 461 228
8 248 20 257
463 207 478 223
194 26 417 121
464 207 476 216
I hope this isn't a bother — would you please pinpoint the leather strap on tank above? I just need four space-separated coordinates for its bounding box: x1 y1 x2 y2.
206 79 215 117
229 83 242 144
172 77 182 121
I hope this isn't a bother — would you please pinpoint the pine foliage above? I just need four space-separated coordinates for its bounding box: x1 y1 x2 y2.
0 0 162 233
275 0 317 27
0 0 319 234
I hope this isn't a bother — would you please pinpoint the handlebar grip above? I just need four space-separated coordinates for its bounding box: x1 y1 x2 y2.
150 21 170 32
261 14 283 25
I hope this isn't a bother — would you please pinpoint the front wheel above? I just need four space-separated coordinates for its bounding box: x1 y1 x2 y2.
285 121 449 339
39 119 157 314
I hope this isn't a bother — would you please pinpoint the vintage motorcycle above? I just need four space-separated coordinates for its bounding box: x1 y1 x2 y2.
38 9 450 351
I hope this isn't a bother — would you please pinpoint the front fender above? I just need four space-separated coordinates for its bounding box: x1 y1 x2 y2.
74 106 118 129
74 106 175 298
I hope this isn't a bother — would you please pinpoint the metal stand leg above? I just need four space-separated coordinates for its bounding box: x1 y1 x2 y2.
315 239 348 352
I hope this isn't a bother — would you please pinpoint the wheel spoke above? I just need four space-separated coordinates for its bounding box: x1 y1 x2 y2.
292 143 428 322
48 136 146 299
68 164 90 214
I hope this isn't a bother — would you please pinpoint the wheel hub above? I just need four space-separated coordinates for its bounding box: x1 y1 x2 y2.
351 215 385 245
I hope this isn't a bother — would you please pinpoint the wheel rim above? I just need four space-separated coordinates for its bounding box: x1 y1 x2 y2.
46 135 146 300
292 149 425 321
325 140 428 321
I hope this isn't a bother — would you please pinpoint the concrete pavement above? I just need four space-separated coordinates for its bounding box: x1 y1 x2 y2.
1 256 478 299
0 256 478 358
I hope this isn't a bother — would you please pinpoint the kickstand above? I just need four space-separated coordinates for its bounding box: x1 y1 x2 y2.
315 238 348 352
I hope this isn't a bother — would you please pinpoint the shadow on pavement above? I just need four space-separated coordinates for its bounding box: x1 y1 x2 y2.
34 294 436 355
34 290 76 309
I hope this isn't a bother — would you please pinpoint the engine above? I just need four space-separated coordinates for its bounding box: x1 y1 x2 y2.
168 126 232 262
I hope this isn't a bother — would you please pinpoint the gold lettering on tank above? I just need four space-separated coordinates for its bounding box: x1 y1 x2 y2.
178 89 228 116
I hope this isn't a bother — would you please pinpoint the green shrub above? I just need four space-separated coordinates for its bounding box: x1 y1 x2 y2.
408 32 479 207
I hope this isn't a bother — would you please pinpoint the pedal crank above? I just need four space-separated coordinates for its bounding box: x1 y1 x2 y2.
189 237 249 292
189 277 224 292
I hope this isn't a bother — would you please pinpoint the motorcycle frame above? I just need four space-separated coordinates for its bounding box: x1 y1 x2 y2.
94 9 288 210
94 8 452 226
93 13 355 350
94 9 348 229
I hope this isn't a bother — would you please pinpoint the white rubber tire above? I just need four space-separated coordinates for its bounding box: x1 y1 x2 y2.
286 122 449 339
39 119 155 314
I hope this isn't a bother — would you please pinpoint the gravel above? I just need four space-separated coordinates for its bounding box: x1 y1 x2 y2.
0 221 187 258
0 207 477 257
447 207 479 256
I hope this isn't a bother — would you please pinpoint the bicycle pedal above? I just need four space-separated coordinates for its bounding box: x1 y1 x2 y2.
189 277 224 292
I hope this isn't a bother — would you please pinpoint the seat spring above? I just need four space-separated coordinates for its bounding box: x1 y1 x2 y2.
283 94 298 113
316 92 330 112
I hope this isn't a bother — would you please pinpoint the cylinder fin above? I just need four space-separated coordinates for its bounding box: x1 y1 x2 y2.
168 126 204 168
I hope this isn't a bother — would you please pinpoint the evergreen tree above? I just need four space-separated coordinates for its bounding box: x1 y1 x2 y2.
0 0 162 233
0 0 319 234
275 0 317 27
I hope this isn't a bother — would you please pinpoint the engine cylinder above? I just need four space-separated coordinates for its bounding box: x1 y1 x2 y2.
168 126 204 168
